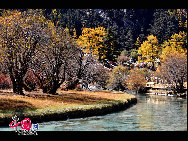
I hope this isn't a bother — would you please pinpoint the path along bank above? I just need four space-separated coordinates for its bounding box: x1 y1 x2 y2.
0 90 137 126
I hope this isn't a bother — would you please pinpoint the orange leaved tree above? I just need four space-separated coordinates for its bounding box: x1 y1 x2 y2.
126 68 147 94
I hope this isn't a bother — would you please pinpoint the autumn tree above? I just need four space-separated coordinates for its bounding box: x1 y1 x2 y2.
138 35 161 70
77 26 107 60
31 23 79 94
82 60 110 89
107 65 129 91
157 52 187 93
117 55 130 66
130 49 138 62
135 37 142 48
125 68 147 94
161 31 187 61
0 10 48 95
118 48 138 65
65 51 110 90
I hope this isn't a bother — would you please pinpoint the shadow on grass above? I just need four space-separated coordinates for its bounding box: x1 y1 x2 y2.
0 98 37 113
0 91 137 126
29 92 115 105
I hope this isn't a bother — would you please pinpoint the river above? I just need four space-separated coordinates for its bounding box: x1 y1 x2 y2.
0 93 187 131
39 93 187 131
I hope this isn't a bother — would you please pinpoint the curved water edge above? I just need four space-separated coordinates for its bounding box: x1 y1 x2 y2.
0 93 187 131
30 97 137 124
39 93 187 131
0 94 137 126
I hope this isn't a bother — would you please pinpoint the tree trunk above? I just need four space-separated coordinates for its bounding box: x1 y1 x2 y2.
151 61 155 71
176 79 184 93
48 87 58 95
48 80 62 95
42 86 48 93
12 77 24 95
47 64 66 94
8 67 24 95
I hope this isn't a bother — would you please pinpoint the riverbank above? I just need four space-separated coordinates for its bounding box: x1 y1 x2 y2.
0 89 137 126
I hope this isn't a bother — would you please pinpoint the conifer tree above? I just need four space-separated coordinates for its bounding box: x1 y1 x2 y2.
149 9 179 44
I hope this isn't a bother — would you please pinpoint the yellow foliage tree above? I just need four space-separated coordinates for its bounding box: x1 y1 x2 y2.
0 9 48 95
77 26 107 60
161 31 187 61
138 35 161 69
135 37 141 48
73 28 77 39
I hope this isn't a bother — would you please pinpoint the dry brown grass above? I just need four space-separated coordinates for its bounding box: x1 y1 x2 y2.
0 89 135 118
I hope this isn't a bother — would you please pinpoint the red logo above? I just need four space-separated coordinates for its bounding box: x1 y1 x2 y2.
10 118 31 130
9 115 38 135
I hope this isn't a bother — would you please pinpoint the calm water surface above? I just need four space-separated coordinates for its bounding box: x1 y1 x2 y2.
1 94 187 131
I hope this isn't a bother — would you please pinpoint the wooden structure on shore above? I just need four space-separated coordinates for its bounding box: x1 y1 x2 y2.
145 82 187 97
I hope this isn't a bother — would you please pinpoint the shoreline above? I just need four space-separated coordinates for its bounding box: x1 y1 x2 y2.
0 90 137 126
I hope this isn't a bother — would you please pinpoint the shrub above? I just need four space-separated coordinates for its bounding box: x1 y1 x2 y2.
107 65 129 91
91 63 110 89
125 68 147 93
23 69 40 91
0 73 12 89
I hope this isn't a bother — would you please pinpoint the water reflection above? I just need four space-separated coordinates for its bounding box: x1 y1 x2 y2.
146 96 170 104
37 94 188 131
136 94 187 131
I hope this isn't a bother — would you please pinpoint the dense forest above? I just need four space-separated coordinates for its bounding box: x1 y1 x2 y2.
42 9 185 49
0 9 187 95
1 9 186 58
40 9 186 61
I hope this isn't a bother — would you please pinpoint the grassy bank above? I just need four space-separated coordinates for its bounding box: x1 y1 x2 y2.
0 89 136 125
